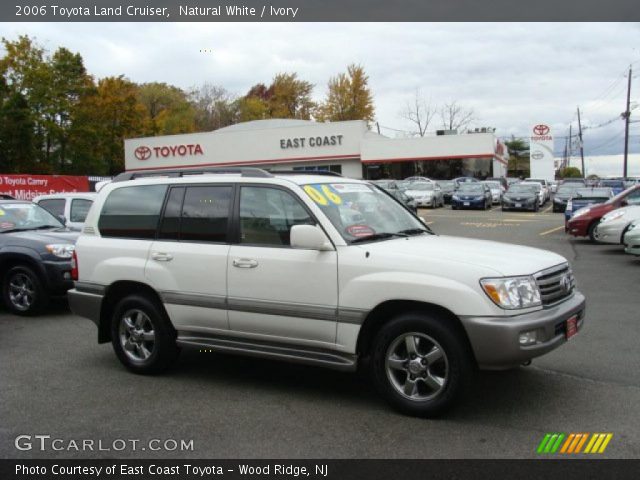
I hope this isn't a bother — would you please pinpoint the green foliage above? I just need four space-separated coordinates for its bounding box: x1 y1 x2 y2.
559 166 583 178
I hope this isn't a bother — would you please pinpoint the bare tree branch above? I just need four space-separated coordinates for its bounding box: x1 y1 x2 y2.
439 101 476 132
399 89 436 137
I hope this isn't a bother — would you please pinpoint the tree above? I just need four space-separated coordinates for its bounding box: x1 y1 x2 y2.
505 136 530 176
138 82 197 135
558 166 583 178
0 89 36 173
439 101 476 132
189 83 239 131
316 64 375 123
399 89 436 137
268 73 315 119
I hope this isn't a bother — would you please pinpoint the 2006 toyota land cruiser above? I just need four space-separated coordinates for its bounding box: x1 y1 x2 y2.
69 168 585 416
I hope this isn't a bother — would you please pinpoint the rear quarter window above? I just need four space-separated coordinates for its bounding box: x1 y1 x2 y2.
98 185 167 239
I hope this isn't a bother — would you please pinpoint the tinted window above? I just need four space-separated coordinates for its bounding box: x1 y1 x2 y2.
38 199 65 217
180 186 232 242
240 187 313 246
99 185 167 239
158 187 185 240
70 199 93 223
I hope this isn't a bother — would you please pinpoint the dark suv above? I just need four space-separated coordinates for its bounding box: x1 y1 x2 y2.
0 200 79 315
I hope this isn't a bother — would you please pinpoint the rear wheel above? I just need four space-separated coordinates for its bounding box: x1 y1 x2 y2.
111 294 179 374
2 265 48 316
370 312 472 417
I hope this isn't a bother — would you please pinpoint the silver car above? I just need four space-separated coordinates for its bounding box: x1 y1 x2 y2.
594 206 640 244
404 181 444 208
623 220 640 256
482 180 504 204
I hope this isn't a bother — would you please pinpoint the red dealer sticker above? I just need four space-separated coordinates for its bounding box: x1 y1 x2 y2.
346 224 375 238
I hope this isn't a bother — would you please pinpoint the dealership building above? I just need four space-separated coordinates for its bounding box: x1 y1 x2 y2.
124 119 508 179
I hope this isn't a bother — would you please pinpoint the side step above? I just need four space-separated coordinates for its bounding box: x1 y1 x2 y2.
176 333 357 372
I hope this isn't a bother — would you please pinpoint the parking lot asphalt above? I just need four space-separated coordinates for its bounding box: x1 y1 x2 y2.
1 204 639 459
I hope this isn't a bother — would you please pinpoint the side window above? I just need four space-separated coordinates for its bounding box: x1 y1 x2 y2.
98 185 167 239
70 199 93 223
626 190 640 205
38 199 65 218
159 187 185 240
239 187 313 246
180 186 232 242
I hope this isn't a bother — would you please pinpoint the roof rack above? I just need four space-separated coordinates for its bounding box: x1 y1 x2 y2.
268 170 343 177
112 167 273 183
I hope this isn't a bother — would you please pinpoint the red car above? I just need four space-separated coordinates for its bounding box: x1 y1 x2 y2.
566 185 640 241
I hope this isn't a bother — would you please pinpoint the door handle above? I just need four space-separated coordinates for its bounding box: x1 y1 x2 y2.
151 252 173 262
232 258 258 268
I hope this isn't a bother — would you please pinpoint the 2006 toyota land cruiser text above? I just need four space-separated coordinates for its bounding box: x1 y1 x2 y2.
69 168 585 416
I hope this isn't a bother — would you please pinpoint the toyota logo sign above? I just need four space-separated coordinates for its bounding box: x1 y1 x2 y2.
134 146 152 161
533 124 550 136
531 150 544 160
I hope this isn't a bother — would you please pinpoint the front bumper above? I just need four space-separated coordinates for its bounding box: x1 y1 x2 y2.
566 216 590 236
594 222 624 244
460 292 586 369
624 233 640 255
412 197 434 207
553 200 567 212
452 198 485 208
502 199 536 211
42 260 75 295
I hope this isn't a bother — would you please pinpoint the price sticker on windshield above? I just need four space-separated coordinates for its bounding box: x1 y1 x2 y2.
303 184 344 206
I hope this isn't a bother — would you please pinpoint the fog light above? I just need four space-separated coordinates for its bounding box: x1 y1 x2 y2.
519 330 538 345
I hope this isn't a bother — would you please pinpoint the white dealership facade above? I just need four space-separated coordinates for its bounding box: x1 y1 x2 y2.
124 119 508 179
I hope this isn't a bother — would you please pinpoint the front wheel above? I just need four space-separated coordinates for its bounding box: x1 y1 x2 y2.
370 312 472 417
588 220 600 243
111 294 179 374
2 265 48 315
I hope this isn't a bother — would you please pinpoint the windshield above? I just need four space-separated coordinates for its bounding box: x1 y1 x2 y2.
303 183 426 243
437 181 454 190
600 180 624 188
0 202 63 232
458 184 484 193
520 183 541 191
557 184 582 194
508 185 537 194
408 182 434 191
484 182 500 188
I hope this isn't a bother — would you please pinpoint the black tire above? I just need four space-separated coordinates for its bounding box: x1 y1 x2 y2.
110 294 179 374
534 202 539 212
369 312 472 417
2 265 49 316
620 224 632 244
501 206 506 211
587 220 600 243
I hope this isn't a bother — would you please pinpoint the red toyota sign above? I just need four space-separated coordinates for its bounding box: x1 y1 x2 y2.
533 124 550 136
0 175 89 201
133 144 204 160
134 146 152 161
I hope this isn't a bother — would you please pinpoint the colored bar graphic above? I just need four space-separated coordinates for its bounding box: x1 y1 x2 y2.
538 433 613 454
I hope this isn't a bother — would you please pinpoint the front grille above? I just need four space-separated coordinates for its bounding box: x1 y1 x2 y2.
534 263 575 306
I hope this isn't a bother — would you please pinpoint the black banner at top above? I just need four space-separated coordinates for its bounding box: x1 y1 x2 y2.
2 0 640 22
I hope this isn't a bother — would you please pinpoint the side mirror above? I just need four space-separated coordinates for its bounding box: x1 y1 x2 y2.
290 225 333 251
57 215 67 226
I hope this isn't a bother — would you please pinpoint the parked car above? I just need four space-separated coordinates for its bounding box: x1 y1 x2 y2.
553 183 584 213
404 181 444 208
561 178 586 186
0 194 15 199
33 192 96 231
566 185 640 241
404 176 433 184
598 179 626 195
452 176 479 189
524 179 551 202
501 184 540 212
593 206 640 244
68 167 585 417
485 177 508 190
549 181 558 194
623 220 640 256
564 187 615 224
482 180 504 204
451 183 492 210
436 180 456 204
372 181 418 213
0 200 78 315
519 182 545 206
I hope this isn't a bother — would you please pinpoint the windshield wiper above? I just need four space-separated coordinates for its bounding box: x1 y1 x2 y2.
350 232 408 244
33 225 61 230
398 227 431 236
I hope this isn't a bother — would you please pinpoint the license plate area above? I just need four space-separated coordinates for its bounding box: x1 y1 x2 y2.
464 202 470 206
515 203 522 208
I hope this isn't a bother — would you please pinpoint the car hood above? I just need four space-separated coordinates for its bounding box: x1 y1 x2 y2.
360 234 566 277
3 228 79 245
406 190 433 196
504 192 536 200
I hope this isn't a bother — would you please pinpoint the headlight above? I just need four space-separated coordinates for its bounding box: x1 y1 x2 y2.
571 207 591 219
45 244 75 259
601 210 625 223
480 276 541 310
628 222 638 231
452 195 460 201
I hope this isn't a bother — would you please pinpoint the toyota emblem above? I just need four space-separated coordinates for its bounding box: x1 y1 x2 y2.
560 274 571 293
533 124 550 136
134 146 152 161
531 151 544 160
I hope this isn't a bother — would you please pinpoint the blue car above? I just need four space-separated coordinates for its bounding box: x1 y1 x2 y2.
564 187 614 223
599 179 625 195
451 183 492 210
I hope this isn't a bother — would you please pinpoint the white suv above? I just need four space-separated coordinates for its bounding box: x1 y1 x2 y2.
69 168 585 416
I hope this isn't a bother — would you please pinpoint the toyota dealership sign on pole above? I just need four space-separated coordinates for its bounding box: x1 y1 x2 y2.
529 124 555 181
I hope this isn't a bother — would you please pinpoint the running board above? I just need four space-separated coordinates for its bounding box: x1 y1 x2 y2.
176 333 357 372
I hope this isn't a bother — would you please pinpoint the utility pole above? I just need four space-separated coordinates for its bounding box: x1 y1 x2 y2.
568 124 572 171
577 107 585 178
563 137 568 170
623 65 632 178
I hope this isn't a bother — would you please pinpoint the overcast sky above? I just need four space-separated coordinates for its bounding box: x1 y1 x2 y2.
1 22 639 175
